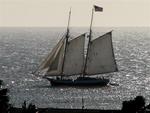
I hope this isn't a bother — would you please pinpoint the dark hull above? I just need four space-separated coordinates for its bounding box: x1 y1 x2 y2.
46 77 109 86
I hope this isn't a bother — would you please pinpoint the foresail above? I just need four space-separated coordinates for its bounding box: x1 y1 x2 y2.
63 33 85 75
85 32 118 75
36 37 65 76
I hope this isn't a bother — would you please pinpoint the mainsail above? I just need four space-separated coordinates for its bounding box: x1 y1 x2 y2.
85 31 118 75
63 33 85 75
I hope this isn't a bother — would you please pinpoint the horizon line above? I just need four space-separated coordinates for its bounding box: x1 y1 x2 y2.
0 26 149 28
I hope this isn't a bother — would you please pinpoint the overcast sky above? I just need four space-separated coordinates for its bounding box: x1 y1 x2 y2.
0 0 150 27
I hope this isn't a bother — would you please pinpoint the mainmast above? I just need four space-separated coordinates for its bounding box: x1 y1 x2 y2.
61 8 72 79
82 5 103 76
82 7 94 76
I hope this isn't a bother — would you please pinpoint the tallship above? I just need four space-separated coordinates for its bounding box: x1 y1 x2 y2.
35 5 118 86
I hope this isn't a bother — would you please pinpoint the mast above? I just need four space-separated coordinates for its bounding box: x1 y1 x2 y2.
82 7 94 76
82 95 85 109
61 8 71 79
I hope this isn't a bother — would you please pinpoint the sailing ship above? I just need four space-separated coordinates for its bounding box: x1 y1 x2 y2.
35 5 118 86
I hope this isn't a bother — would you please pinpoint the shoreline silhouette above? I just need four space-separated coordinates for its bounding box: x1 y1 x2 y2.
1 80 150 113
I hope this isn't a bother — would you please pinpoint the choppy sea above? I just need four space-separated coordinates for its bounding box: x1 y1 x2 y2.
0 27 150 109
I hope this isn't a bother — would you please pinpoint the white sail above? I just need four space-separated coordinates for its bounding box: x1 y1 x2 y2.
85 32 118 75
37 37 65 76
63 33 85 75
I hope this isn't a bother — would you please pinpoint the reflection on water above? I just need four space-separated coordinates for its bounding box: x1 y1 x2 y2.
0 27 150 109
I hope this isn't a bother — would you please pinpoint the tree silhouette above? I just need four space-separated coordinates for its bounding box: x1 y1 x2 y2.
0 80 11 113
22 101 37 113
122 96 145 113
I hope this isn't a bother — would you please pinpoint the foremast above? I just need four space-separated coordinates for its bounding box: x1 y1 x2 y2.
61 8 72 79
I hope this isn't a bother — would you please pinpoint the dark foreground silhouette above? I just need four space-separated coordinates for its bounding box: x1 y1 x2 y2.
0 80 11 113
1 80 150 113
122 96 146 113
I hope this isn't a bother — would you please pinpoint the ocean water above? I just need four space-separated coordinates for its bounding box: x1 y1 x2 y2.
0 27 150 109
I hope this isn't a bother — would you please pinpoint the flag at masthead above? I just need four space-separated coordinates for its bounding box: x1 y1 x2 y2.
94 5 103 12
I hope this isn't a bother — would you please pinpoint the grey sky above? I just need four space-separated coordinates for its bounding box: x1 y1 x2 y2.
0 0 150 27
